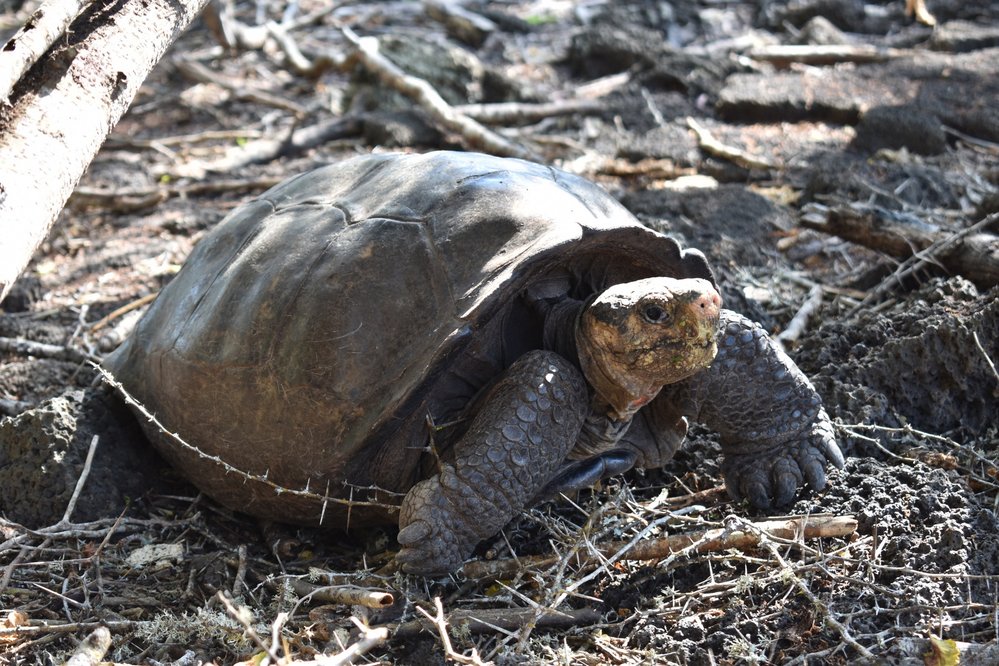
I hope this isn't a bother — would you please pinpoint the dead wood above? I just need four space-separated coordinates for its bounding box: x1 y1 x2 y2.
424 0 497 47
63 626 110 666
686 116 776 170
460 514 858 580
0 336 91 363
0 0 92 102
281 579 395 609
415 597 489 666
167 116 363 179
0 0 210 306
174 59 306 115
776 285 824 348
69 176 285 213
454 99 603 125
905 0 938 26
801 206 999 289
341 27 539 161
747 44 911 67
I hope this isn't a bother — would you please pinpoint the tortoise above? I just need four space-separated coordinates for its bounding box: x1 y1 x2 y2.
104 151 844 574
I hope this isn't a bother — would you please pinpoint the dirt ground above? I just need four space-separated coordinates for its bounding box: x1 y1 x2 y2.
2 0 998 664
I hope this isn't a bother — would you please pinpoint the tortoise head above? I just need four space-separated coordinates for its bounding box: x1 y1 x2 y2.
576 277 721 419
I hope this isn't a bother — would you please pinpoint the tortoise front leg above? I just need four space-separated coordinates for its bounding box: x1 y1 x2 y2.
396 350 588 574
666 309 844 508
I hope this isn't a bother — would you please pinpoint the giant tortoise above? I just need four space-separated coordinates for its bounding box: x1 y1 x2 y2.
104 151 844 574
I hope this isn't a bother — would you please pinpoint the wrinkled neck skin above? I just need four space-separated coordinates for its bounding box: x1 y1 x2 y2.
534 295 644 455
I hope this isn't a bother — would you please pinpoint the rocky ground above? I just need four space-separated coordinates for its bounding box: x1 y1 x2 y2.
1 0 998 664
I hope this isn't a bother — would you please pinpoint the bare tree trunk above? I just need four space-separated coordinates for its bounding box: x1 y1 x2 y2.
0 0 210 305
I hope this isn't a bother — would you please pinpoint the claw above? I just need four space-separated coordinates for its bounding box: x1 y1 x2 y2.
798 448 829 492
772 456 802 507
397 520 432 545
744 483 772 510
824 437 845 469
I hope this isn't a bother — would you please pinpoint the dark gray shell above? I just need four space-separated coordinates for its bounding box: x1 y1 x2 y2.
104 151 712 524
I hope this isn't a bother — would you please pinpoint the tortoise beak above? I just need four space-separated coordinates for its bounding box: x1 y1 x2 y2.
681 286 722 347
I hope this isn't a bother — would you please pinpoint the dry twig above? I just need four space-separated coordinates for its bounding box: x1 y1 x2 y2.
318 619 389 666
801 206 999 298
461 514 857 579
747 44 910 67
60 436 100 525
167 116 363 179
63 626 111 666
285 578 395 609
905 0 937 26
0 337 92 363
416 597 491 665
776 285 824 348
174 59 306 114
393 606 601 640
216 591 279 663
454 99 602 125
686 117 776 170
70 176 285 213
746 519 875 660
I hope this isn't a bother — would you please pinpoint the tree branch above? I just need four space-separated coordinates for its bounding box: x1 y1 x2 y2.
0 0 211 305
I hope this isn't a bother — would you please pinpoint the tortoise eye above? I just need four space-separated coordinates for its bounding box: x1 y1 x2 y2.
641 304 669 324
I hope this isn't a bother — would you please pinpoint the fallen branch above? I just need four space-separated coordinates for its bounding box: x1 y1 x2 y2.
454 99 603 125
174 58 306 115
0 619 138 639
972 331 999 386
461 514 857 579
0 336 92 363
0 0 93 102
216 591 279 663
166 116 363 179
69 176 285 213
905 0 937 26
747 44 910 67
88 293 158 331
341 26 539 161
104 128 267 149
425 0 497 47
751 521 875 660
686 116 776 170
801 205 999 290
776 285 824 349
0 0 210 305
60 435 100 526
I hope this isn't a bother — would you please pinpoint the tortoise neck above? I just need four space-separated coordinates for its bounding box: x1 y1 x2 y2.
540 297 585 365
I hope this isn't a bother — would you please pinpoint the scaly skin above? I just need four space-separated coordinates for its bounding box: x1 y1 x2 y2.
665 309 845 508
396 350 588 574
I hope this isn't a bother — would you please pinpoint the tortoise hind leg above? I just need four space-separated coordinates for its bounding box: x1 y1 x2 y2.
396 350 587 574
